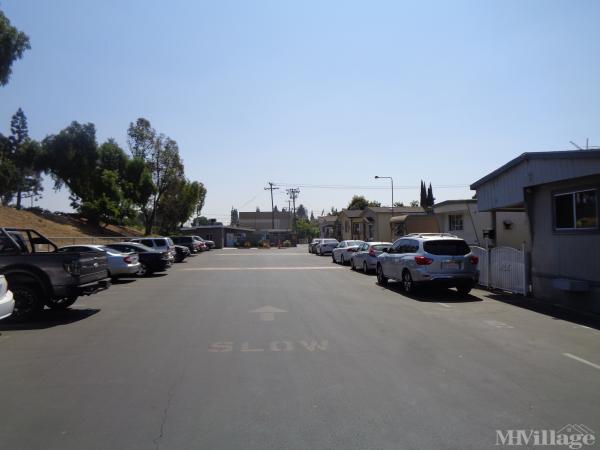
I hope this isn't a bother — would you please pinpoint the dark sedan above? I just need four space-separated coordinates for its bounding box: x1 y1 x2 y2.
105 242 171 276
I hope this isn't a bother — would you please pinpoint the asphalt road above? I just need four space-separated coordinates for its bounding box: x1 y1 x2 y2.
1 246 599 450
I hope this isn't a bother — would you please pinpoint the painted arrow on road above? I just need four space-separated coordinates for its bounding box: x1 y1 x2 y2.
250 306 287 321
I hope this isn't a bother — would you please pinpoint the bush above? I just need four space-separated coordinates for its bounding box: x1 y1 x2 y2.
282 240 291 247
259 240 270 248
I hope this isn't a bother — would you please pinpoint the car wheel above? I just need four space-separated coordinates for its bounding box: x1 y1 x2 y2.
402 270 415 294
457 284 472 296
137 263 148 277
376 264 388 285
341 255 345 265
363 261 368 273
351 259 356 270
46 296 77 310
10 285 43 321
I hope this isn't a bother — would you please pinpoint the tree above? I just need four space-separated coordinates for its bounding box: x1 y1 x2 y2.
255 206 260 212
310 211 315 222
296 218 319 240
157 179 204 233
230 207 239 226
296 204 308 220
347 195 380 210
127 118 184 234
0 10 30 86
410 200 420 207
42 121 100 210
427 183 435 207
329 207 339 216
420 181 427 207
273 205 279 212
0 109 43 208
393 201 405 207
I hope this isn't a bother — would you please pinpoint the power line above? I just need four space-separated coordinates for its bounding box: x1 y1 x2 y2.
272 182 469 190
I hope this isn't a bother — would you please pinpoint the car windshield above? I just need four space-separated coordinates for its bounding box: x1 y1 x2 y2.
423 240 470 256
347 241 363 246
155 239 168 246
325 239 338 244
372 244 389 251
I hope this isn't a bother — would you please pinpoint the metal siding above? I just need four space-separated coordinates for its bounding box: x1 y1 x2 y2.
475 157 600 211
530 182 600 285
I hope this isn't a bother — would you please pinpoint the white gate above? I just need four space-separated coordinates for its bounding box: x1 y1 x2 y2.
470 245 527 295
470 246 489 286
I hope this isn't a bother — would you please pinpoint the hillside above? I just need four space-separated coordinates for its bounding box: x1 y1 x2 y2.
0 206 143 239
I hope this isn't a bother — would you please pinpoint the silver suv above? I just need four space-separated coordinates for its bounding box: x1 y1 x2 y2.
376 234 479 295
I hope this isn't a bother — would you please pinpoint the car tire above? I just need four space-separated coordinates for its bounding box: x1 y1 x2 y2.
137 263 148 277
457 284 472 296
341 255 345 265
10 284 43 321
376 264 388 285
46 296 77 310
402 270 415 294
351 259 356 270
363 261 368 273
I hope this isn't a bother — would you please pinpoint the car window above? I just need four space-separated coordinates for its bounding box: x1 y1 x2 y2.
155 239 168 246
424 240 470 255
372 244 388 251
141 239 154 247
325 239 338 244
406 239 420 253
390 239 404 253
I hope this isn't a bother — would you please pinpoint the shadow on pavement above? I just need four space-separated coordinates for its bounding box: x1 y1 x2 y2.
0 308 100 331
484 292 600 331
146 273 168 278
111 278 136 285
377 281 483 303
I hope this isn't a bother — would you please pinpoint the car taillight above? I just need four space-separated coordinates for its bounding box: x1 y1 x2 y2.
63 260 81 275
368 248 377 257
469 255 479 265
124 256 133 264
415 256 433 265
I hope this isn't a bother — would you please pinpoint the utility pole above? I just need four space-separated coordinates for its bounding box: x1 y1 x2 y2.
264 182 279 229
286 188 300 231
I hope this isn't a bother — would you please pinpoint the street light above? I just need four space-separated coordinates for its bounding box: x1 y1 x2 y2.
374 176 394 216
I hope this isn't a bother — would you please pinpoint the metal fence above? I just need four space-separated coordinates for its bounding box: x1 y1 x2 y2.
46 236 136 249
470 245 528 295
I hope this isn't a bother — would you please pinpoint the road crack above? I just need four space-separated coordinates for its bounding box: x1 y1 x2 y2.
153 365 186 450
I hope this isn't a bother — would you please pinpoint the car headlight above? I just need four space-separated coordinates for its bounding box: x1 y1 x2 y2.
0 275 7 298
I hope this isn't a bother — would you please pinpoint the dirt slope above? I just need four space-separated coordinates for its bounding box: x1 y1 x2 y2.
0 206 143 238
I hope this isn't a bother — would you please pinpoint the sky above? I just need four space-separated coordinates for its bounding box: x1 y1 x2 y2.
1 0 599 223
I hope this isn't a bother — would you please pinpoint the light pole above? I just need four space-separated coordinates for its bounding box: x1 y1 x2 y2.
374 176 394 216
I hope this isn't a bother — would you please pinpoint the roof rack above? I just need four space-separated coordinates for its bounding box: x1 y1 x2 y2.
404 233 459 238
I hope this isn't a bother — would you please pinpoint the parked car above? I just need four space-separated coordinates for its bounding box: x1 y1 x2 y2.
105 242 171 276
350 241 392 273
171 236 202 253
332 240 364 265
193 235 214 250
0 274 15 320
0 228 110 319
129 237 175 262
308 238 321 253
315 239 339 255
57 245 141 280
376 233 479 295
173 245 190 263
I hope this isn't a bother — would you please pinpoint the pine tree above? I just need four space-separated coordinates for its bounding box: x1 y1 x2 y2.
420 181 427 207
427 183 435 207
7 109 43 209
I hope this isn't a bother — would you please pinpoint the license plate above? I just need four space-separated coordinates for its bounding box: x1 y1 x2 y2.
444 261 460 270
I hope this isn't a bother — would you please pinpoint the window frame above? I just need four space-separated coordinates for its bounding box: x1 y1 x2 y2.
448 214 464 231
552 187 599 233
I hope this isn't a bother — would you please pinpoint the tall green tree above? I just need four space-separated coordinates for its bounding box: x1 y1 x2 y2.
0 9 30 86
296 204 308 220
127 118 184 234
6 109 43 208
230 207 239 226
157 179 204 233
427 183 435 207
42 121 99 209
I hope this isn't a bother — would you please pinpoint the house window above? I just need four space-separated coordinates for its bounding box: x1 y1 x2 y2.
554 189 598 230
352 222 360 235
345 221 349 232
448 214 464 231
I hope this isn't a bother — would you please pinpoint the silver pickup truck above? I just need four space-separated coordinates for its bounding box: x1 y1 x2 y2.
0 228 111 320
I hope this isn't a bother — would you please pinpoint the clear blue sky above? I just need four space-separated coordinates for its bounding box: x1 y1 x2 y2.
1 0 599 221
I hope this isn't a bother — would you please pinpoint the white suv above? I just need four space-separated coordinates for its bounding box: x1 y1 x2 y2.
130 237 175 263
376 234 479 295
